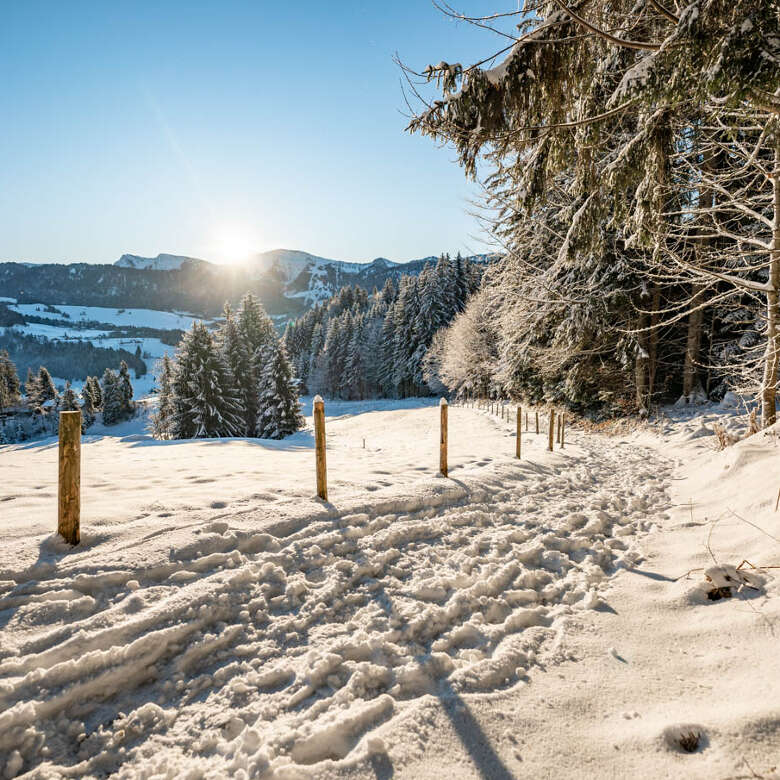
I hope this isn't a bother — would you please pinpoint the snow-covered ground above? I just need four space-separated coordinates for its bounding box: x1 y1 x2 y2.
7 303 201 331
0 400 778 778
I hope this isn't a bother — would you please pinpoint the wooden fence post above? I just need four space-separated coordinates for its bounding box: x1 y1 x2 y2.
58 410 81 545
313 395 328 501
525 411 529 431
548 408 555 452
440 397 448 477
535 410 539 434
560 412 565 448
557 413 562 444
516 406 522 459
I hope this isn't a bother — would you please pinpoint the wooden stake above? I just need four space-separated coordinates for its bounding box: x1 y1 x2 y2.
561 412 565 448
313 395 328 501
535 410 539 434
525 411 528 431
516 406 522 459
58 410 81 545
557 413 562 444
440 397 448 477
548 408 555 452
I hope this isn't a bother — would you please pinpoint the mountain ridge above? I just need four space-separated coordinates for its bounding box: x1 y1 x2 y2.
0 248 497 320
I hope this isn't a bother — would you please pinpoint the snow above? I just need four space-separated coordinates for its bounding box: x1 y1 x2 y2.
0 400 778 777
8 303 201 331
114 253 209 271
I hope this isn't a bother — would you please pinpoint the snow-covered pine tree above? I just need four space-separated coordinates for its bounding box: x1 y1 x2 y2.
237 294 276 435
151 353 175 439
86 375 102 410
101 369 123 425
37 367 58 405
61 381 80 412
24 368 39 407
255 340 304 439
0 350 21 409
118 361 135 417
217 304 250 434
171 321 245 439
343 314 366 400
81 381 96 427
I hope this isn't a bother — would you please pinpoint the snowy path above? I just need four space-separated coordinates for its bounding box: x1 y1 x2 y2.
0 403 673 778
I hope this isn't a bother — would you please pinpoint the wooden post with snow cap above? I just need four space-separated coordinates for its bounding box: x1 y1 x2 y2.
548 408 555 452
313 395 328 501
516 405 522 459
439 397 448 477
58 410 81 545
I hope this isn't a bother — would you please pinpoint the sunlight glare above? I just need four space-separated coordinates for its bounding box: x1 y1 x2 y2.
210 223 257 265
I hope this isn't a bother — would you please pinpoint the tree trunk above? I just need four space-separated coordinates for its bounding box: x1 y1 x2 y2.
682 283 706 401
635 308 650 413
648 285 660 401
761 139 780 428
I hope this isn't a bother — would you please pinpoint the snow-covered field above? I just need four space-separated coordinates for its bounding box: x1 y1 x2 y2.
0 400 778 778
7 303 201 332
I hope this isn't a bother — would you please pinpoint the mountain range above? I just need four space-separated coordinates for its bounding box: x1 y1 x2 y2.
0 248 494 320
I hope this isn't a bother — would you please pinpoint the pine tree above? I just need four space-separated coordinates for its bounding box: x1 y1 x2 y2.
118 361 135 417
255 341 304 439
37 367 58 405
151 354 175 439
86 375 102 410
24 367 39 406
101 369 123 425
237 294 276 435
0 350 21 409
61 381 80 412
81 381 96 426
217 304 250 434
171 322 245 438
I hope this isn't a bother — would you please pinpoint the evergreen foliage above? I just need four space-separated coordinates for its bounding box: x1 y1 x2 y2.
255 341 305 439
0 350 21 409
170 322 245 439
282 255 483 399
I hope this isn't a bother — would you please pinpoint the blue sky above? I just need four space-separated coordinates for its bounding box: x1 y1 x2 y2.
0 1 505 265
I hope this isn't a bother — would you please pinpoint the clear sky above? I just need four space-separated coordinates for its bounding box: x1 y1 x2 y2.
0 1 503 265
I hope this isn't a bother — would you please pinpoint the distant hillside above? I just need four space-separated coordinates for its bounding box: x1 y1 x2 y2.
115 253 208 271
0 249 496 320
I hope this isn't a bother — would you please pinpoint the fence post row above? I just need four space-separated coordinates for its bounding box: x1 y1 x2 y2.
313 395 328 501
58 410 81 546
440 397 448 477
548 408 555 452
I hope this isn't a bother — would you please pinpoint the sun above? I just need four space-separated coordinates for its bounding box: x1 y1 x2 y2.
210 223 257 265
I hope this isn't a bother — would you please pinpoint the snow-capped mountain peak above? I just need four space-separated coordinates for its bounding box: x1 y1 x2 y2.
115 253 209 271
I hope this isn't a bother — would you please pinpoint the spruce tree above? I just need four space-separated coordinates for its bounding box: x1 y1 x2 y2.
217 304 250 434
101 368 123 425
237 294 276 435
24 368 39 406
118 361 135 417
37 367 58 405
171 322 244 438
151 354 175 439
255 341 304 439
0 351 21 409
61 381 80 412
81 382 96 426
